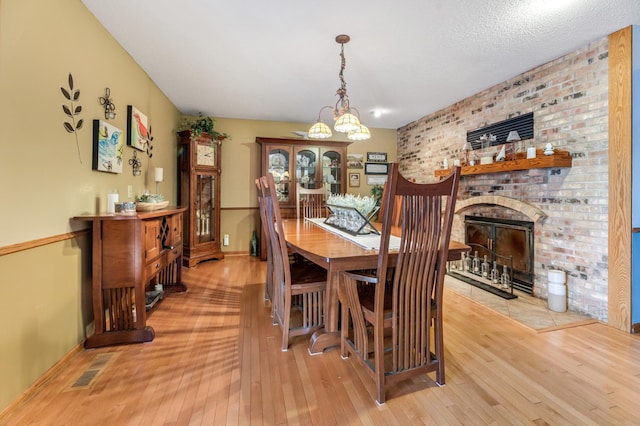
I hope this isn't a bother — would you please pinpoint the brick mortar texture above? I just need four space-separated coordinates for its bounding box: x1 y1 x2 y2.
397 37 609 320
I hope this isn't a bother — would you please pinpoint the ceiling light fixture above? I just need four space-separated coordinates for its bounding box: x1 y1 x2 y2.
308 34 371 141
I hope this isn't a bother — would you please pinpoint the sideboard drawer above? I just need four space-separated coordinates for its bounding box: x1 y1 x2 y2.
167 245 182 264
145 255 166 280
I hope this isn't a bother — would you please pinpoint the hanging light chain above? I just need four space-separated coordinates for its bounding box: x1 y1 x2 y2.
308 34 370 140
335 40 349 114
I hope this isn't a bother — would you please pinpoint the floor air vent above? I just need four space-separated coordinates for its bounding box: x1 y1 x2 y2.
72 369 100 388
67 352 120 391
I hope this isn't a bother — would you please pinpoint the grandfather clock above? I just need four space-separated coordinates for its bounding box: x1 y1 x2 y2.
177 130 224 267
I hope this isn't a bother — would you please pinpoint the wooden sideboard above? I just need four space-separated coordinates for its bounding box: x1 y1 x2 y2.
74 207 187 348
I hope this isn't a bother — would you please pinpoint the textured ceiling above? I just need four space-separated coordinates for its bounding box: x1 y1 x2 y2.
81 0 640 131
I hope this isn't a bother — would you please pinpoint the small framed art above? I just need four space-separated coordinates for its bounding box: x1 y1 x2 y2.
349 172 360 187
367 175 388 185
364 162 389 175
347 153 364 169
367 152 387 162
127 105 149 151
92 120 124 173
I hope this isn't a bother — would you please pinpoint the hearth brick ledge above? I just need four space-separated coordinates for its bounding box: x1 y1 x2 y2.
455 196 546 223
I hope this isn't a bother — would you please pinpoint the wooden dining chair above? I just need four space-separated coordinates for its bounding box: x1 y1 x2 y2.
255 178 274 305
377 182 402 226
260 174 327 351
339 163 461 404
296 183 329 219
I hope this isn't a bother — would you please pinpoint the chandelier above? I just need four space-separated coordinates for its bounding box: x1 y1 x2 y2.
308 34 371 141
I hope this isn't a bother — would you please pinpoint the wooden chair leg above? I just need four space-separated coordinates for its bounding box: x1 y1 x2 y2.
339 279 349 359
435 313 445 385
374 322 386 404
272 284 280 326
281 292 292 351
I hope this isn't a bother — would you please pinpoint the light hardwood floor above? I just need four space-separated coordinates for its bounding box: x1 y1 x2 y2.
3 255 640 425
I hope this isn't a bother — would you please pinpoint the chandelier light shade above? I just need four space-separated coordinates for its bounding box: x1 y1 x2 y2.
347 124 371 141
308 105 333 138
334 112 360 133
308 34 371 141
308 120 333 139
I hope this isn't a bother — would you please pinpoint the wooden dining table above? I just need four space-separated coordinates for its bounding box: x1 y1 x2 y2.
281 218 470 354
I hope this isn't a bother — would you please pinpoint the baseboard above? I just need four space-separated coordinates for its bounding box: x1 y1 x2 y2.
0 342 84 421
224 251 251 256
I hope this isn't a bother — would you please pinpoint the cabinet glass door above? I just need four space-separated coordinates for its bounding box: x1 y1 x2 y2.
322 150 343 195
268 148 291 203
296 148 319 189
195 173 216 244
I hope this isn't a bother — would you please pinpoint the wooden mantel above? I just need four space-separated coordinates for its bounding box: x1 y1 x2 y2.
434 149 572 177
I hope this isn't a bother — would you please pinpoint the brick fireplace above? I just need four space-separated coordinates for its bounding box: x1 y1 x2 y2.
396 37 609 320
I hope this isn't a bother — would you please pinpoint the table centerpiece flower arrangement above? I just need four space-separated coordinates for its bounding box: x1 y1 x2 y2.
325 193 379 235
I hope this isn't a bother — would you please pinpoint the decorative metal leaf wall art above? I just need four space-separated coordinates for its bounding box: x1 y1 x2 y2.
61 73 84 164
146 125 154 158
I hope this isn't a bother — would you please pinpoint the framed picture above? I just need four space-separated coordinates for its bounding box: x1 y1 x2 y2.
367 175 388 185
364 162 389 175
92 120 124 173
367 152 387 162
127 105 149 151
347 153 364 169
349 172 360 187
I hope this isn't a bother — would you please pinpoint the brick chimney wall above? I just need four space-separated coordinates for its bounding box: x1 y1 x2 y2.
397 37 609 320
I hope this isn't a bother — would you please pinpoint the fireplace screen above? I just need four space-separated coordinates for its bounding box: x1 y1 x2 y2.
465 216 534 294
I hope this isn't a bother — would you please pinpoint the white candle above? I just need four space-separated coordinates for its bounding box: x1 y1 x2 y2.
154 167 164 182
107 192 119 214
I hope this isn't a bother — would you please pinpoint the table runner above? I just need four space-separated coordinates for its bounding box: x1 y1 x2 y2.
306 218 401 250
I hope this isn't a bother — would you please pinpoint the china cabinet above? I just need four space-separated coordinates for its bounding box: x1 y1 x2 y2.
256 137 351 259
178 130 224 267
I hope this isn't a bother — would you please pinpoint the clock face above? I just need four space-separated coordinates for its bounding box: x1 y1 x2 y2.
196 143 215 166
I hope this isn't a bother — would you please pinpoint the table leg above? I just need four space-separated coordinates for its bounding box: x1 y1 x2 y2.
308 270 341 354
308 330 340 355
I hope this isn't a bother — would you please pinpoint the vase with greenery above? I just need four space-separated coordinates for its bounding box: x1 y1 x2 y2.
370 184 384 221
179 113 230 141
370 185 383 206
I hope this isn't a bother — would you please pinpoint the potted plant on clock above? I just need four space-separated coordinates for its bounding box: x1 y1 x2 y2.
178 113 230 142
